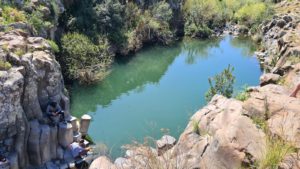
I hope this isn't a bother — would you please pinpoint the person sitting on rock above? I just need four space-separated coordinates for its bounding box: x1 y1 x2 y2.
46 101 66 125
69 139 91 159
290 83 300 97
0 154 7 163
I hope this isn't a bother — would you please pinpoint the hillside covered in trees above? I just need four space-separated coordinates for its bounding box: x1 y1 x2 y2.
1 0 276 84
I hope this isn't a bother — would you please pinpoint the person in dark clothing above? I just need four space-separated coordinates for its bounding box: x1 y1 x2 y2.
46 101 66 125
0 154 7 163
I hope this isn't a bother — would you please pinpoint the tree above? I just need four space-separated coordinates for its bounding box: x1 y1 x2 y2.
183 0 224 38
205 65 235 102
152 1 173 23
61 33 112 84
94 0 124 44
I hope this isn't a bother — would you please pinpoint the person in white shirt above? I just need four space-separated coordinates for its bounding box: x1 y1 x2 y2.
69 139 91 159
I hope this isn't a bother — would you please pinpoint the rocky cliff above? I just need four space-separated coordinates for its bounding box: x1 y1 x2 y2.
0 29 74 169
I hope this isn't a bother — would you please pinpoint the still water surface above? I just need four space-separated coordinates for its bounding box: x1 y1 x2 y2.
71 36 261 158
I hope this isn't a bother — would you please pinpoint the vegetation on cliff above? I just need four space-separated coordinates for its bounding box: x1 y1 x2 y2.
61 33 113 84
0 0 61 35
205 65 235 102
0 0 275 84
183 0 274 37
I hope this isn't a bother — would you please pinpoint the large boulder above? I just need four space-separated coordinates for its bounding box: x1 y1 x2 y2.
268 111 300 148
260 73 280 86
156 135 176 155
181 95 266 169
243 84 290 118
243 84 300 148
89 156 117 169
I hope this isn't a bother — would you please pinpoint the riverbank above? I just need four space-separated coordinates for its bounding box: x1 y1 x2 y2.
90 0 300 168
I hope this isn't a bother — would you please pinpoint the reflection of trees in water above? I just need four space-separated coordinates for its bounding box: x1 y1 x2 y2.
71 44 181 117
230 36 258 57
181 38 221 64
71 36 258 117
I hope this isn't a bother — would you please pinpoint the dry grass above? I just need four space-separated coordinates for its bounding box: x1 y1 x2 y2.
258 135 296 169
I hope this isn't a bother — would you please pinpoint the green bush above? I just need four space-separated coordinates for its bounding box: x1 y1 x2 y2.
93 0 124 44
28 10 45 32
184 23 212 38
0 61 12 70
151 1 173 23
192 119 200 135
234 2 272 27
46 39 59 53
183 0 273 37
183 0 225 38
121 2 174 53
205 65 235 102
235 90 250 102
0 6 26 25
235 91 250 101
14 48 25 56
124 2 141 31
61 33 112 84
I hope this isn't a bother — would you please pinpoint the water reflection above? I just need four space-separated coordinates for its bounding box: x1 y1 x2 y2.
230 36 258 57
182 37 221 64
71 44 181 116
71 36 258 117
70 36 262 158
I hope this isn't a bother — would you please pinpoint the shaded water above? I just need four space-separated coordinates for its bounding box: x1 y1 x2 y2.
71 36 261 158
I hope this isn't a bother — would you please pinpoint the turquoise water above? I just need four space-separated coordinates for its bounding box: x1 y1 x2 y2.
70 36 261 158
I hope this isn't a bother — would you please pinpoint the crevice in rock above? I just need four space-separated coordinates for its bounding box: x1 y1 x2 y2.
200 143 209 157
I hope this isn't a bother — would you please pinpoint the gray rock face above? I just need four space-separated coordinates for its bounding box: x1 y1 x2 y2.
260 1 300 71
40 125 51 164
49 126 58 160
58 123 73 148
27 120 42 166
0 30 71 168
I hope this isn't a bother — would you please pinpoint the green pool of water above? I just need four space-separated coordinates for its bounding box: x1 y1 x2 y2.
70 36 261 158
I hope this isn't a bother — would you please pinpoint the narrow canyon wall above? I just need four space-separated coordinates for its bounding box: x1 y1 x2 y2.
0 30 72 169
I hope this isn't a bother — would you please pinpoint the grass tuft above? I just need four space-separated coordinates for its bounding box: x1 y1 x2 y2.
46 39 60 53
259 135 296 169
192 119 200 135
0 61 12 70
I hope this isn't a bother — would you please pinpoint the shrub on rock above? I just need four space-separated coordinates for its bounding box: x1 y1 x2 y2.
61 33 112 84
